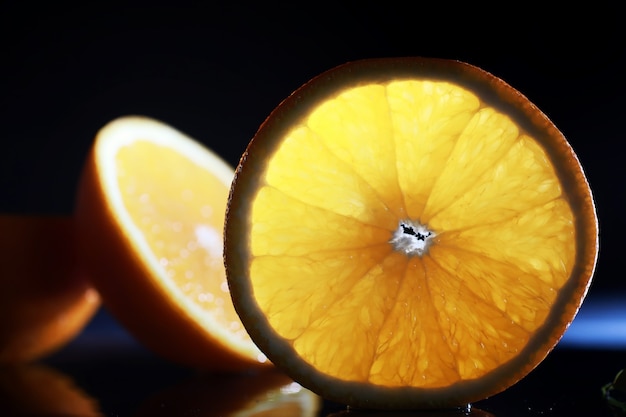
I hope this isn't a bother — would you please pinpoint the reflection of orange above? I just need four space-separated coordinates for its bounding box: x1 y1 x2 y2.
135 369 321 417
75 116 268 370
0 215 100 363
225 58 599 409
0 363 102 416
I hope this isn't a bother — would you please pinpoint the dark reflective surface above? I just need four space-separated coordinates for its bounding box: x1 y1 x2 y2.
328 407 494 417
2 346 622 416
0 297 622 417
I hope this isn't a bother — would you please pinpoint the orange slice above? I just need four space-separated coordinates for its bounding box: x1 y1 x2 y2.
0 215 100 363
74 116 268 370
224 58 598 408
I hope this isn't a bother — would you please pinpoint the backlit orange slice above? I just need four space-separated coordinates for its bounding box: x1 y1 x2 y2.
224 58 598 408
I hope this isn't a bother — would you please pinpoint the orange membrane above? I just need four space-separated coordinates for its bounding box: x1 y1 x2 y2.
115 141 248 342
249 80 576 387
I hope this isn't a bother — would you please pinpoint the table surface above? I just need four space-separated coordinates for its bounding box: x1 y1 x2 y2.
3 294 625 417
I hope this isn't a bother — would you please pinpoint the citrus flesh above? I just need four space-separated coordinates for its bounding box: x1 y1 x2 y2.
75 116 268 370
0 215 100 363
224 58 598 408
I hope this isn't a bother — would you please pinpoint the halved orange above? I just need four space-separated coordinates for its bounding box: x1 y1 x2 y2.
224 58 598 409
74 116 268 370
0 215 100 363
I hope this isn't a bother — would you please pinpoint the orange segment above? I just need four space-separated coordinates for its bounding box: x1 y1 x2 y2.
75 116 268 370
388 80 479 219
225 58 598 408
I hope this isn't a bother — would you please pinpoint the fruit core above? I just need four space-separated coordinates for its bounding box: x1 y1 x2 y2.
389 219 436 257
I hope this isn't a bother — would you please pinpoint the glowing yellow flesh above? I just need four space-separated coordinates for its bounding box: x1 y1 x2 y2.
248 80 576 388
116 141 246 340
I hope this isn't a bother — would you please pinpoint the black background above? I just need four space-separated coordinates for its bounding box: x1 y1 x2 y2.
1 3 624 299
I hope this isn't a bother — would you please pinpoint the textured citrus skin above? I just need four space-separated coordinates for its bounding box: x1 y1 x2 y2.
224 58 598 409
0 215 100 363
